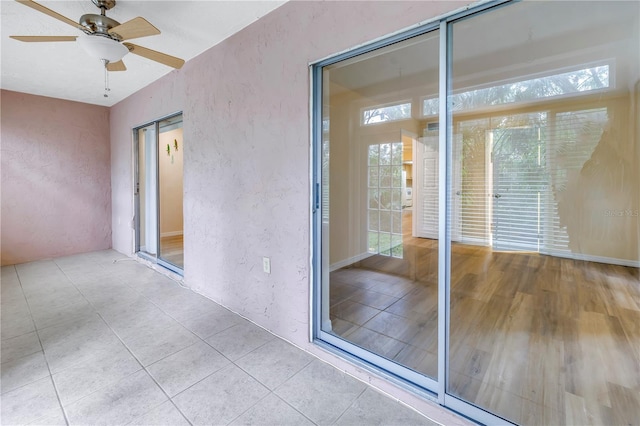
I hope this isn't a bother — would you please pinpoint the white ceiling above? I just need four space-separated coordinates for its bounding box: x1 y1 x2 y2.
1 0 286 106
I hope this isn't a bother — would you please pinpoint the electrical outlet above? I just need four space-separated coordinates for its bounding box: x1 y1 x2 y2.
262 257 271 274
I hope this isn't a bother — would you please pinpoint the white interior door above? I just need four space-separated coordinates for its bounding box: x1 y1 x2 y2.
414 134 462 240
414 135 439 239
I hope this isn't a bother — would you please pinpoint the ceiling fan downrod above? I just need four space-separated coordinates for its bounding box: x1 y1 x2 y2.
92 0 117 15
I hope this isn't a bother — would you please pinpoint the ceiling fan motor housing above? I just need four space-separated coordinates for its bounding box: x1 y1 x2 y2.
80 14 121 39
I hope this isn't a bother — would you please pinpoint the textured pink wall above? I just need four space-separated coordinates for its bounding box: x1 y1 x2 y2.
1 90 111 265
110 71 185 255
112 0 464 338
110 2 468 423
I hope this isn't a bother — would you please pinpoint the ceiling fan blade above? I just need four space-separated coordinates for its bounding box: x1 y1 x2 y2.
15 0 81 30
123 43 185 69
109 17 160 41
10 35 77 42
106 60 127 72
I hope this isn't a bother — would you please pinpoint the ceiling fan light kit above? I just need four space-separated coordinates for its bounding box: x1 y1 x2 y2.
10 0 184 96
78 34 129 62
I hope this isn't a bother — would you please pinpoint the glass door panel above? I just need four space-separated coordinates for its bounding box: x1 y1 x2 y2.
137 124 157 257
448 1 640 424
158 116 184 269
314 2 639 424
321 30 440 382
135 114 184 273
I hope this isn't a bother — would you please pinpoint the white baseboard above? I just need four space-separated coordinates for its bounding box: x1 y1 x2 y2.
544 251 640 268
330 252 374 272
160 231 184 238
458 239 639 267
328 245 638 272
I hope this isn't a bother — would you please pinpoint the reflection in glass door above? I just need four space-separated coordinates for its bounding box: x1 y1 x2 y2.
135 113 184 273
319 29 441 386
490 120 545 252
315 1 639 424
447 1 639 424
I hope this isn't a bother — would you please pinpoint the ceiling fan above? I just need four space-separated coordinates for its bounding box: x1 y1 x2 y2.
9 0 185 73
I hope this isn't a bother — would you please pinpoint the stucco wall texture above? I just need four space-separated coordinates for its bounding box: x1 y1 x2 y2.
1 90 112 266
110 2 468 423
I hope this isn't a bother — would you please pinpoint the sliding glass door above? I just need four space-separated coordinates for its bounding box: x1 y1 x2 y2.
447 2 639 423
135 113 184 273
314 1 639 424
317 29 441 389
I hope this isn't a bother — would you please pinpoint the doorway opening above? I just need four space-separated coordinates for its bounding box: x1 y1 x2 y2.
135 113 184 273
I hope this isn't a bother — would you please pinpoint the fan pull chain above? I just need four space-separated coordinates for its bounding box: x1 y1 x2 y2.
103 60 110 98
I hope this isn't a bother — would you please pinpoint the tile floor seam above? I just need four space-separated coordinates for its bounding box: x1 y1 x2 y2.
229 342 315 404
272 358 371 425
0 354 47 397
273 392 320 426
156 331 302 409
65 263 257 415
84 289 251 426
53 260 195 426
97 265 221 351
331 385 369 425
184 317 239 341
47 259 182 419
0 266 32 335
4 251 452 426
54 258 203 371
92 311 195 426
208 323 276 357
129 397 191 426
13 263 71 426
167 343 310 418
360 316 415 340
223 389 275 425
225 390 320 426
45 336 178 424
112 257 299 363
0 338 42 365
166 354 238 400
234 355 316 393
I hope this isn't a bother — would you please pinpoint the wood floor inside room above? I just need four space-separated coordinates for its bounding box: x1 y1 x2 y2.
329 211 640 425
160 235 184 269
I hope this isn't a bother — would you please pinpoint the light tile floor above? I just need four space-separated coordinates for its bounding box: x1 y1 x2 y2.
1 250 438 426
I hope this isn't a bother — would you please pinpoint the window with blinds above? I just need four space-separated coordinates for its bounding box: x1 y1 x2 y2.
453 107 608 255
456 118 491 246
